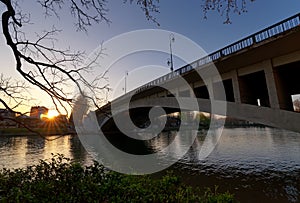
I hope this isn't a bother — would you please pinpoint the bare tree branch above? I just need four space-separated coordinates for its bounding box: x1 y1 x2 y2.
0 0 255 141
0 74 29 112
202 0 255 24
1 0 110 115
38 0 111 31
125 0 160 26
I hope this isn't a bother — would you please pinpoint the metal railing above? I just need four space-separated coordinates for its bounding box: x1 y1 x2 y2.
131 13 300 97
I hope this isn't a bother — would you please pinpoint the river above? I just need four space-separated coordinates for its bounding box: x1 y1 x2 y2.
0 127 299 202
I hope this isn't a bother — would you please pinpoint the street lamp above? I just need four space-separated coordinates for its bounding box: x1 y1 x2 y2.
124 71 128 94
167 33 175 72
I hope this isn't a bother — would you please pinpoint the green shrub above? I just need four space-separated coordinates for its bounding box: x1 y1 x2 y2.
0 154 235 203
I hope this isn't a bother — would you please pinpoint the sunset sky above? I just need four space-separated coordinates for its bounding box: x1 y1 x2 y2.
0 1 299 114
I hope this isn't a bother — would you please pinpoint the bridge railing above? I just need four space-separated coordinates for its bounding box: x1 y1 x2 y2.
130 13 300 97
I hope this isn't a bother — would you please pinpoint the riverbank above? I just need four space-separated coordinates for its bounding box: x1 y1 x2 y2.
0 127 75 136
0 127 298 202
0 154 235 202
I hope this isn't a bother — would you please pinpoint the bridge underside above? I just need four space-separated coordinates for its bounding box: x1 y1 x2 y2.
99 97 300 133
101 106 181 133
274 61 300 111
97 17 300 134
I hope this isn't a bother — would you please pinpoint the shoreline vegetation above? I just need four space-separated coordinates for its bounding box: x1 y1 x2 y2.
0 127 76 136
0 122 265 137
0 154 235 202
0 111 265 136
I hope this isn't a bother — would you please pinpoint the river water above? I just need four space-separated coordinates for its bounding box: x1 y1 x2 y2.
0 127 299 202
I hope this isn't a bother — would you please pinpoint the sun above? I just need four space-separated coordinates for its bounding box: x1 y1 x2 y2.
46 110 59 119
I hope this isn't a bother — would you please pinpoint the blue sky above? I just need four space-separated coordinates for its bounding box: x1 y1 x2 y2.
0 0 300 111
62 0 300 53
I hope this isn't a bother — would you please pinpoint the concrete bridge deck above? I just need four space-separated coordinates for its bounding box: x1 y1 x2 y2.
96 13 300 133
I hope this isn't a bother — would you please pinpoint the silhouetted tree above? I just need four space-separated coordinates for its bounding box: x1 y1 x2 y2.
202 0 255 24
0 0 255 121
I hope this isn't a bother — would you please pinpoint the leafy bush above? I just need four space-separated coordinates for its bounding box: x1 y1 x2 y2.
0 154 234 202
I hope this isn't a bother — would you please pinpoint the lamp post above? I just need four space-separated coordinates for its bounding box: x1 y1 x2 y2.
167 33 175 72
124 71 128 94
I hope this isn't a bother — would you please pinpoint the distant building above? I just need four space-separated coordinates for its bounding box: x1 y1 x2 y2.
30 106 48 119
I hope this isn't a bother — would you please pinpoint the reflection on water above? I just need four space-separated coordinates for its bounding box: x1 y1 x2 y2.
171 127 300 203
0 135 92 169
0 127 299 202
181 127 300 173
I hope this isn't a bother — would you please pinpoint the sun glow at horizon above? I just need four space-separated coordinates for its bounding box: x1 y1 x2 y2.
45 110 59 119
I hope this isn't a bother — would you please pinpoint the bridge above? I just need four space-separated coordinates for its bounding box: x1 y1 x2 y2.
96 13 300 133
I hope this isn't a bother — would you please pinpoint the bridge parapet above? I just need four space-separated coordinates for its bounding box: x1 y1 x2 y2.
129 13 300 96
97 13 300 133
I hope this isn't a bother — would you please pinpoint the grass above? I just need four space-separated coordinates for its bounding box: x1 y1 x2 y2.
0 154 235 203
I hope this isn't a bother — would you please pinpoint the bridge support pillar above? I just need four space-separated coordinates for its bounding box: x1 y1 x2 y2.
190 85 195 97
175 88 179 98
231 70 241 103
207 78 215 101
264 60 280 109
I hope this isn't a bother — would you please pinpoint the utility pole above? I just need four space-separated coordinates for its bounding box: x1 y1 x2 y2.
167 33 175 72
124 71 128 94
